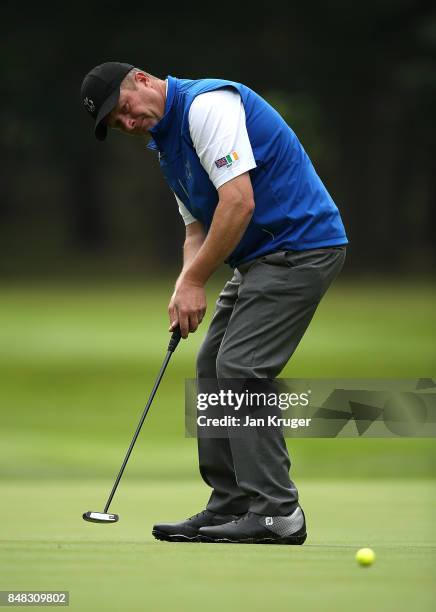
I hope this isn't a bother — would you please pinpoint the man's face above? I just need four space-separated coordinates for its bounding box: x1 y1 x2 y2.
106 73 164 136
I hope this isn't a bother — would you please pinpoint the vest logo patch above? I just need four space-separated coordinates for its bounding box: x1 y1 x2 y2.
215 151 239 169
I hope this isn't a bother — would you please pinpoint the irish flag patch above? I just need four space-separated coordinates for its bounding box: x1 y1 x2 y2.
215 151 239 168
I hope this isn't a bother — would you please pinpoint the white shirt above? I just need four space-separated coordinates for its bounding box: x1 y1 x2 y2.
174 88 257 225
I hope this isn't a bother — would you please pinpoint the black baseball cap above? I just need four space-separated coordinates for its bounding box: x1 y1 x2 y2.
80 62 134 141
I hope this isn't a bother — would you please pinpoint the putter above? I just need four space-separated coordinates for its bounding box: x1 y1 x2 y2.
83 327 182 524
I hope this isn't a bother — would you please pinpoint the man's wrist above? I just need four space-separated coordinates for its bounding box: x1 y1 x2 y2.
179 269 207 287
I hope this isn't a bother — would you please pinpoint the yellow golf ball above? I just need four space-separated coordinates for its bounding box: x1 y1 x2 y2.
355 547 376 566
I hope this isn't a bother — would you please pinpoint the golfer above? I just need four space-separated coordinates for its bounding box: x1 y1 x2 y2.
80 62 348 545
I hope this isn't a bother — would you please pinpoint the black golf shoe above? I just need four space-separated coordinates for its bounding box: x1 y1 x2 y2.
198 506 307 545
152 509 243 542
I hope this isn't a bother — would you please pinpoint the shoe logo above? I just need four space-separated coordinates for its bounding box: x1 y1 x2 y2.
265 517 273 526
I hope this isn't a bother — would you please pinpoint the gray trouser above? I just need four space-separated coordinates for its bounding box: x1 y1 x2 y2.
196 246 346 516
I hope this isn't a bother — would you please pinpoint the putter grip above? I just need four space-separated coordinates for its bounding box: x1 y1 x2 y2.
168 326 182 352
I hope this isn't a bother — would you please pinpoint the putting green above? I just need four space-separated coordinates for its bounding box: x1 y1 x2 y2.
0 281 435 610
1 479 435 611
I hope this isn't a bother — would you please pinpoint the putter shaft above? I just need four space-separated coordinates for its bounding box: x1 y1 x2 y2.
103 328 181 514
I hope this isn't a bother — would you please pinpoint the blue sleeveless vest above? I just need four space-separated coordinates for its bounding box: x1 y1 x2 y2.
148 76 347 268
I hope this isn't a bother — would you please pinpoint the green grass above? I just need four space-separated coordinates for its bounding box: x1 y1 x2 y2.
0 280 435 480
1 479 435 612
0 280 435 611
1 279 435 375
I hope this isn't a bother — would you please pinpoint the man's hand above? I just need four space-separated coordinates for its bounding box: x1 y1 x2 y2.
168 276 207 338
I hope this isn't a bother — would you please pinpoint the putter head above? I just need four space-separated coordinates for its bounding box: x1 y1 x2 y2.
83 511 119 524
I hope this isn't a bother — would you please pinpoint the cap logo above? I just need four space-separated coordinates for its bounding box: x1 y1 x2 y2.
83 97 96 113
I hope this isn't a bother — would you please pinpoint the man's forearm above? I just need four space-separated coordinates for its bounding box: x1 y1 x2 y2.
169 173 254 337
182 235 205 270
182 198 253 285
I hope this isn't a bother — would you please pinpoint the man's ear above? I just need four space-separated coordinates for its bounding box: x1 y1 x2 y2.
135 71 149 87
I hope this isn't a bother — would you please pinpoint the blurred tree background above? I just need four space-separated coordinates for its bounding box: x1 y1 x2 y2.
1 0 435 279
